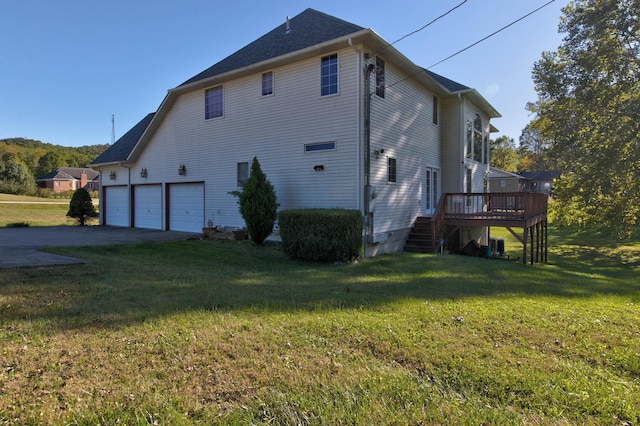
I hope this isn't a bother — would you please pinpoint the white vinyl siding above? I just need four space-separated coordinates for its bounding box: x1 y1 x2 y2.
131 47 360 231
368 59 440 234
440 96 463 193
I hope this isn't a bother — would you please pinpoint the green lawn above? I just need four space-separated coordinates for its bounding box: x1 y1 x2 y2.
0 193 96 227
0 223 638 424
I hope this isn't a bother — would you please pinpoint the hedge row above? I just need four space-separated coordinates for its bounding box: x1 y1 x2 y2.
278 209 363 262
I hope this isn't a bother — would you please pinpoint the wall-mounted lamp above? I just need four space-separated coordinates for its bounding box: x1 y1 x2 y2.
109 170 116 180
140 168 148 178
466 120 472 131
178 164 186 176
313 165 324 171
373 148 385 159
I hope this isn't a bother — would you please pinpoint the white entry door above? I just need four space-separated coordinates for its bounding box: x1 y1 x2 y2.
104 186 129 227
168 183 204 233
424 167 440 216
134 184 162 229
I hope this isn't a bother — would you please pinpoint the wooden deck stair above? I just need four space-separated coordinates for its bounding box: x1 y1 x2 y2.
402 193 549 263
404 216 438 253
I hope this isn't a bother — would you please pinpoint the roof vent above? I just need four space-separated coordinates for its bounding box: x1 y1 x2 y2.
285 16 291 34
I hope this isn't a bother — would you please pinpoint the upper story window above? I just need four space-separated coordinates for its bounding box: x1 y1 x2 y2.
473 113 483 163
375 57 385 98
432 95 438 125
205 86 223 119
262 71 273 96
388 157 397 183
321 54 338 96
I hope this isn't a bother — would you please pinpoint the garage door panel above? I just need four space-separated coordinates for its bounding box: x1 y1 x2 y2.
169 183 204 233
134 185 162 230
105 186 129 227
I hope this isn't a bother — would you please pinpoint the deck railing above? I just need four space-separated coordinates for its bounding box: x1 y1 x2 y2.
441 192 548 223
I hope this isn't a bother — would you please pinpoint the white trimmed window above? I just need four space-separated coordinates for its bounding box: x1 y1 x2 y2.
305 141 336 152
262 71 273 96
375 57 385 98
388 157 397 183
205 86 223 119
237 162 249 187
321 54 338 96
432 95 438 125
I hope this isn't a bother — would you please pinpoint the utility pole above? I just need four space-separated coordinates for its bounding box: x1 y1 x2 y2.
111 114 115 144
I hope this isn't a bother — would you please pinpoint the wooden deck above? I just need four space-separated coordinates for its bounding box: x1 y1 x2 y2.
406 192 549 264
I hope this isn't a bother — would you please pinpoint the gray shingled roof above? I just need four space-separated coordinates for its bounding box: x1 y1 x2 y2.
517 171 561 181
91 113 155 165
180 8 365 87
92 9 484 166
36 167 99 181
424 69 470 92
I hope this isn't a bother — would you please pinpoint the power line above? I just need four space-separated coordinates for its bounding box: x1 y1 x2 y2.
383 0 556 92
376 0 468 55
427 0 556 69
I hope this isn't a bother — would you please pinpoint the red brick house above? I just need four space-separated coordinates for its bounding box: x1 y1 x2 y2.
35 167 100 193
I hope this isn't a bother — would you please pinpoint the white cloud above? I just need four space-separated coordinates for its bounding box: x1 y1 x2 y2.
485 83 500 98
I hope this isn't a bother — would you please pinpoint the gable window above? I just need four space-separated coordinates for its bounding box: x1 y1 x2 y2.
473 114 483 163
262 71 273 96
205 86 223 119
237 162 249 187
388 157 397 183
432 95 438 125
321 53 338 96
375 57 385 98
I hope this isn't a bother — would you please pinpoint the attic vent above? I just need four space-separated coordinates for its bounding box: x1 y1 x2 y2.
285 16 291 34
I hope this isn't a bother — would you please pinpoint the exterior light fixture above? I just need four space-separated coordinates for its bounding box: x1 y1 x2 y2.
178 164 186 175
140 168 148 178
109 170 116 180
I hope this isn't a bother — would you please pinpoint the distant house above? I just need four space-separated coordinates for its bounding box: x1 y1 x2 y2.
517 171 560 194
91 8 502 256
35 167 100 193
488 168 527 193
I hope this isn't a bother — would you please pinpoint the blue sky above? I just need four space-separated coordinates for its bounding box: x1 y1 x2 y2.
0 0 567 148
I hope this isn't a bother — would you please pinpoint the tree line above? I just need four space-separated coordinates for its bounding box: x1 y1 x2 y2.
0 137 109 195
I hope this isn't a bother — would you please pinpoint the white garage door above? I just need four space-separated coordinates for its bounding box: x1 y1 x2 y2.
168 183 204 233
134 184 162 230
105 186 129 227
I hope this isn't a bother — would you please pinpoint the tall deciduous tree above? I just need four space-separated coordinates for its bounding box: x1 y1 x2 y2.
531 0 640 237
490 135 519 172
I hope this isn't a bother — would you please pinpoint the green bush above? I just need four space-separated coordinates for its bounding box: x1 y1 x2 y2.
67 188 98 226
233 157 278 245
278 209 363 262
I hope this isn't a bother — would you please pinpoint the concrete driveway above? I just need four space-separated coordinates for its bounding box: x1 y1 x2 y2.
0 226 199 268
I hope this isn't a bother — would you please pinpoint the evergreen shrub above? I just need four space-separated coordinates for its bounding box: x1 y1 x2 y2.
278 209 363 262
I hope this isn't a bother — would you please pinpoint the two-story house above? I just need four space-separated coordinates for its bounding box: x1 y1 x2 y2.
91 8 501 257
